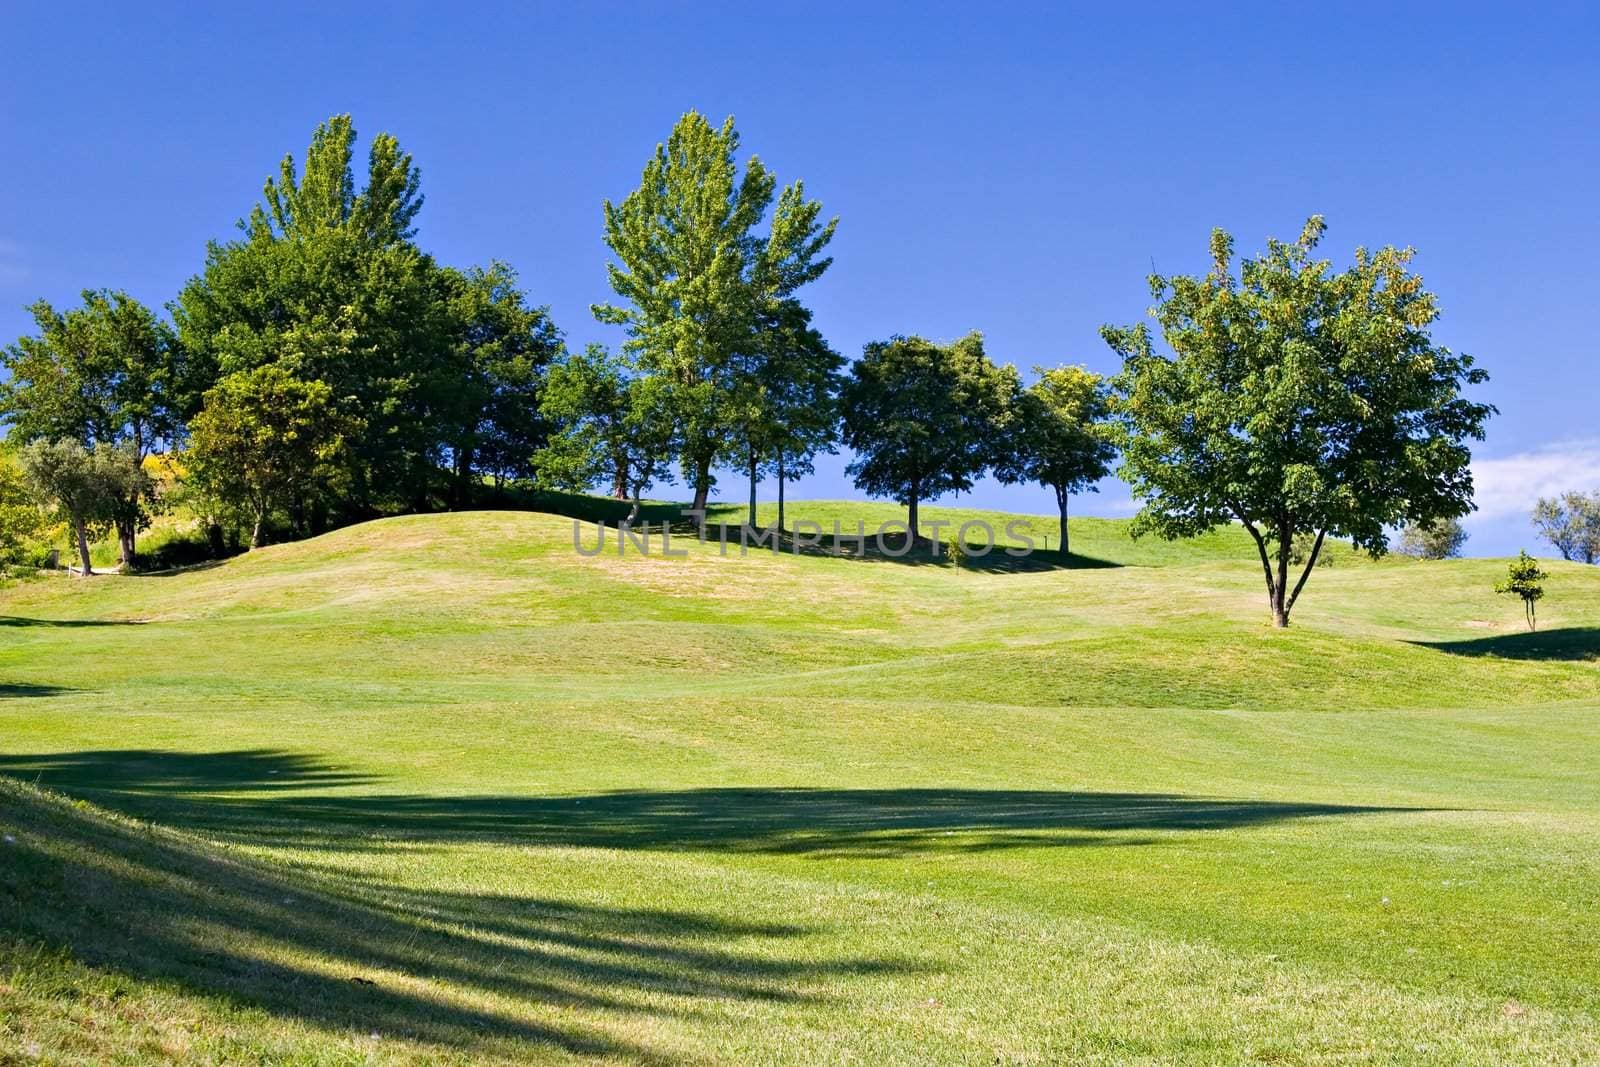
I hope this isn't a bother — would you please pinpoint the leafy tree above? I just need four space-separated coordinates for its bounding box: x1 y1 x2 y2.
1 290 178 566
535 346 674 523
992 365 1117 557
1496 550 1549 631
0 446 51 569
1398 517 1469 559
1531 491 1600 564
728 300 842 529
435 262 564 499
1103 217 1494 627
840 333 1018 542
595 112 835 518
186 365 354 548
18 440 142 576
175 115 459 520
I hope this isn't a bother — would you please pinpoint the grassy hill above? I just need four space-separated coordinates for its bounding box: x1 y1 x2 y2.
3 503 1599 1063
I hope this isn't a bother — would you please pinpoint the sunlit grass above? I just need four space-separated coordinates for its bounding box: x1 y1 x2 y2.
3 502 1599 1063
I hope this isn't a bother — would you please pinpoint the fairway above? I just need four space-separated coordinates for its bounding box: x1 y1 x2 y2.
3 505 1599 1064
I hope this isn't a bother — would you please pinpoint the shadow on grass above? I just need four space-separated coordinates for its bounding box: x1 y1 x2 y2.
1413 626 1600 662
0 776 911 1062
0 616 146 627
0 749 1414 858
581 517 1119 573
0 683 78 698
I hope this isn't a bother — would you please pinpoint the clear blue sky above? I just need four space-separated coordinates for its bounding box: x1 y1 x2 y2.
3 2 1596 555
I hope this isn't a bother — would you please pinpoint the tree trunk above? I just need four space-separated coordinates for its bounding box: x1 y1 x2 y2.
747 448 759 528
206 522 226 559
1055 486 1069 558
907 491 920 544
116 517 137 571
251 507 267 549
74 521 93 578
689 451 713 520
777 455 786 533
611 460 628 500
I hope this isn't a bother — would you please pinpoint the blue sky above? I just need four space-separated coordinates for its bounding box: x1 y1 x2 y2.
3 2 1595 556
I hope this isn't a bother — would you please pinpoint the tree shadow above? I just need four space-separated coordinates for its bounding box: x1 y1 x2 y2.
0 616 147 627
599 519 1121 573
0 776 912 1062
0 749 1416 859
1412 627 1600 662
0 683 78 698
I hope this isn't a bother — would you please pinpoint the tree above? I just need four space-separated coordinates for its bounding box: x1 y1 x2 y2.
186 365 354 548
1398 517 1468 559
728 299 842 529
1 290 178 567
1103 217 1494 627
594 112 835 518
174 115 457 520
435 262 564 500
1496 551 1548 631
535 346 674 523
0 446 50 569
18 440 141 576
992 365 1117 557
1531 491 1600 564
839 333 1018 542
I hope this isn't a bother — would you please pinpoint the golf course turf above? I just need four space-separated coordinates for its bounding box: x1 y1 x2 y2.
2 503 1598 1064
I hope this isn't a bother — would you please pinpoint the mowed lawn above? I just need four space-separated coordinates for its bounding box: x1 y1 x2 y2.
2 504 1599 1064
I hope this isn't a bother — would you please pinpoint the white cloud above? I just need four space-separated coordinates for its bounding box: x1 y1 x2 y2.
1468 439 1600 523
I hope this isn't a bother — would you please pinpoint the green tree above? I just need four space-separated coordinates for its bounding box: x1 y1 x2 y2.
535 346 674 523
1398 517 1469 559
1531 491 1600 564
992 365 1117 557
0 446 51 569
186 365 354 548
728 300 842 529
595 112 835 519
174 115 455 520
1 290 178 567
1496 550 1549 631
18 440 141 577
840 333 1018 542
435 262 564 500
1103 217 1493 627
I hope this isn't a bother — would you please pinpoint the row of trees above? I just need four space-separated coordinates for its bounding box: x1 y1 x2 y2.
3 111 1497 628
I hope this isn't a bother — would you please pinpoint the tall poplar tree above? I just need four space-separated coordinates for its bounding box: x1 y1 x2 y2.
595 112 835 518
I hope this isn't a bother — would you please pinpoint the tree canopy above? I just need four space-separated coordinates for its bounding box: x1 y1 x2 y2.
1103 217 1493 626
594 111 835 518
992 365 1116 556
840 332 1017 542
1531 491 1600 564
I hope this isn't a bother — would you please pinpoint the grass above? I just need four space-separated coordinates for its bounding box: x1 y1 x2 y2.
2 499 1598 1064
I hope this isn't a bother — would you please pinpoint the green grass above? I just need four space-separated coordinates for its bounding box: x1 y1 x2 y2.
3 500 1599 1063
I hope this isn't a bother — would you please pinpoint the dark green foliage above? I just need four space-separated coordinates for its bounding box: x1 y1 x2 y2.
0 290 178 565
840 333 1018 541
536 346 674 522
595 112 836 516
1495 551 1549 631
186 366 355 548
174 115 556 523
992 365 1117 556
1103 217 1494 626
